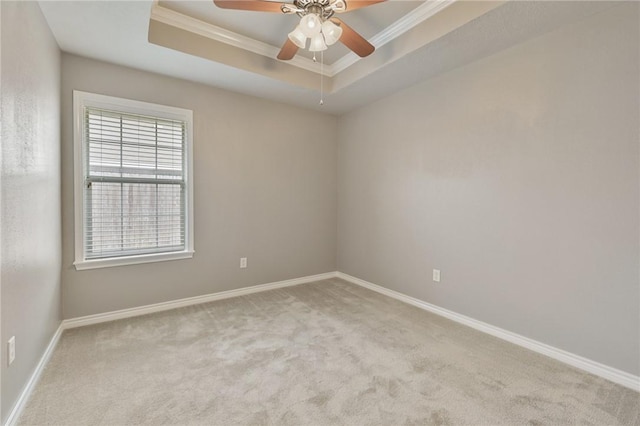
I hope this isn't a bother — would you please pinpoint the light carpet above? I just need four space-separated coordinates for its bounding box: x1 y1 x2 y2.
19 278 639 425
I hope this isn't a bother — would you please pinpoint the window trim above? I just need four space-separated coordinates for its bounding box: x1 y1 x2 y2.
73 90 194 270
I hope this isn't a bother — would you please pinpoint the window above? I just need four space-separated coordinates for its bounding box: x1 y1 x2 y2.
73 91 194 270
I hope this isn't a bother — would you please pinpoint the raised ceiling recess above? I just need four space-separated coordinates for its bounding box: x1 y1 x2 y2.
147 0 497 91
39 0 613 113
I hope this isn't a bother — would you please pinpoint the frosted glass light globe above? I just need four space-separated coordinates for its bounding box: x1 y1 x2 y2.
321 19 342 46
288 25 307 48
309 34 327 52
300 13 322 38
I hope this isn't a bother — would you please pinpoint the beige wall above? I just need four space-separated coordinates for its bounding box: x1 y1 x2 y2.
1 1 62 421
3 4 638 417
61 54 338 319
337 3 639 375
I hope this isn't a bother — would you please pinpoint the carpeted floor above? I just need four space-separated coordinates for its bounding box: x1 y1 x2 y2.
19 278 639 425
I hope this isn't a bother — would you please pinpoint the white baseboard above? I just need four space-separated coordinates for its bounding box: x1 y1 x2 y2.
4 324 64 426
4 272 338 426
62 272 338 329
336 272 640 392
6 270 637 426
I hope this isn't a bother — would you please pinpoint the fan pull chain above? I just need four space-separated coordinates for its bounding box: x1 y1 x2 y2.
320 50 324 106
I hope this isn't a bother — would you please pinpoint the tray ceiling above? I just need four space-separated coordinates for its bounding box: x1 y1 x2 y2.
39 1 617 114
157 0 421 64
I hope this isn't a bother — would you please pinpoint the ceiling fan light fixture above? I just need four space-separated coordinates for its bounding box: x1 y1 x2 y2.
309 33 328 52
214 0 380 61
288 26 307 49
300 13 322 38
321 19 342 46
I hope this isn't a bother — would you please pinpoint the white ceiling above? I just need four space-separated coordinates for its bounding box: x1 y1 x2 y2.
39 0 617 115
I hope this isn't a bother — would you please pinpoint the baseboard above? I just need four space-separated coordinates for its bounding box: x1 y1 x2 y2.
336 272 640 392
62 271 338 329
8 270 636 426
4 324 64 426
4 272 338 426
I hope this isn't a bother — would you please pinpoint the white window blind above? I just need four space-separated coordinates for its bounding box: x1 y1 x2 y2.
84 107 186 259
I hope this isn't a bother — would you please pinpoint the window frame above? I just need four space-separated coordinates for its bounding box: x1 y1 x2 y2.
73 90 194 270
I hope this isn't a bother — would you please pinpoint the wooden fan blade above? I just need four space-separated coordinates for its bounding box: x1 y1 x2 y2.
332 18 375 57
343 0 386 12
213 0 286 13
277 38 299 60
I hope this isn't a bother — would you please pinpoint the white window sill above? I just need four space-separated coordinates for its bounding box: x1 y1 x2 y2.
74 250 194 271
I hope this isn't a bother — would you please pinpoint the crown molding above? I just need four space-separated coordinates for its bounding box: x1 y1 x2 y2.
330 0 456 75
150 4 323 75
150 0 456 78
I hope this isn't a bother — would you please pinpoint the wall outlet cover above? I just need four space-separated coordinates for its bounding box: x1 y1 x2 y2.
8 336 15 365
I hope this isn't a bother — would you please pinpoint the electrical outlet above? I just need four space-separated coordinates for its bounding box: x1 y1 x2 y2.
240 257 247 269
432 269 441 283
8 336 15 366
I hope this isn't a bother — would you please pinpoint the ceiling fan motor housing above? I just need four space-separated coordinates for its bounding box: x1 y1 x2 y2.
294 0 337 20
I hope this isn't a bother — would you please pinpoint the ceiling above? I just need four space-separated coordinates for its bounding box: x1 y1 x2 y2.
39 1 617 115
157 0 421 63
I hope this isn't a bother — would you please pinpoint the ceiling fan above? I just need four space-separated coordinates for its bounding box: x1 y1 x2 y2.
213 0 386 60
